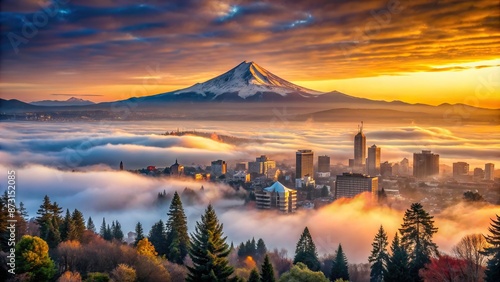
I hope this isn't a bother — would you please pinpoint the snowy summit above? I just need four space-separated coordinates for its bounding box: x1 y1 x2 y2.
174 61 323 99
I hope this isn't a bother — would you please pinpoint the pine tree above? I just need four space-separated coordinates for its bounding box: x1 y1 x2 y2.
245 239 256 258
237 242 246 258
293 227 321 271
385 233 411 282
46 216 62 248
99 218 107 238
368 225 389 282
330 244 349 281
36 195 54 240
134 222 145 247
399 203 439 282
248 268 260 282
112 220 124 242
0 193 8 251
72 209 86 241
187 204 233 281
165 191 190 264
261 254 276 282
484 214 500 282
100 218 113 241
87 216 96 233
256 238 267 261
60 209 76 241
149 220 167 256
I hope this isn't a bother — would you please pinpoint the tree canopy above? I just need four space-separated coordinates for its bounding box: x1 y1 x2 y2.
187 204 233 282
293 227 320 271
399 202 438 282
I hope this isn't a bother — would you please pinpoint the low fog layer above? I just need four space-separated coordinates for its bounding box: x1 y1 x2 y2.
3 163 499 263
1 121 499 168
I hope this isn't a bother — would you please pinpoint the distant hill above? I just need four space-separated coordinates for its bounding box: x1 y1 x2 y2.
0 99 40 111
31 97 95 106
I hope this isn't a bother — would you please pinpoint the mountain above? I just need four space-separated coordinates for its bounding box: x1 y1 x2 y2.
0 99 40 111
31 97 95 106
128 61 325 103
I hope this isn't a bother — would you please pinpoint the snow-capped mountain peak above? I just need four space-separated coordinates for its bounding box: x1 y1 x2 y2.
175 61 323 99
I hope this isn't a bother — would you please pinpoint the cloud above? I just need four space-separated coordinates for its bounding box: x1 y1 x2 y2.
1 0 498 102
5 162 499 263
1 121 498 169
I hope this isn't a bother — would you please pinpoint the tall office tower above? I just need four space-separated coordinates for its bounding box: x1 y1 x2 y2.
354 122 366 167
473 168 484 181
452 162 469 179
380 161 392 177
318 155 331 173
248 155 276 175
367 144 381 176
413 150 439 178
317 155 331 178
296 150 314 178
485 163 495 180
335 173 378 200
211 160 227 177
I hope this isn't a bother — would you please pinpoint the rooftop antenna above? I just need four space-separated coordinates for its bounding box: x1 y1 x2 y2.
360 121 364 133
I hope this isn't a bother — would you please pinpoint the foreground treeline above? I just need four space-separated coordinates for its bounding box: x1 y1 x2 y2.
1 191 500 282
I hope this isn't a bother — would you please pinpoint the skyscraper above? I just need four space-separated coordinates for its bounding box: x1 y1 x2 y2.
413 150 439 178
354 122 366 168
296 150 314 178
318 155 330 173
367 144 381 176
211 160 227 177
452 162 469 179
485 163 495 180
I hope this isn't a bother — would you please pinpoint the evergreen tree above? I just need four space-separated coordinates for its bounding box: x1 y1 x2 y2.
87 216 96 233
165 191 190 264
484 214 500 282
248 268 260 282
245 238 256 257
293 227 321 271
399 203 439 282
36 195 54 240
45 217 61 248
149 220 167 256
105 224 112 241
99 218 107 238
261 254 276 282
72 209 86 241
60 209 76 241
187 204 233 281
134 222 145 247
237 242 246 258
112 220 124 242
100 218 113 241
0 194 8 251
256 238 267 261
330 244 349 281
386 233 411 282
17 202 29 238
368 225 389 282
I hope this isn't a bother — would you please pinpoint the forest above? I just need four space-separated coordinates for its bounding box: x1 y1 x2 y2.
1 191 499 282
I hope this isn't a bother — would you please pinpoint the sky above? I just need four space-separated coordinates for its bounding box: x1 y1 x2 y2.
0 0 499 107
